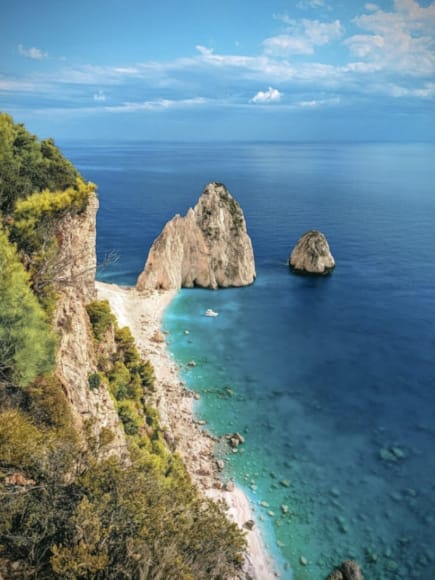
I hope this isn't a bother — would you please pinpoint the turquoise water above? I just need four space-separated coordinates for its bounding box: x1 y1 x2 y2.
65 142 435 579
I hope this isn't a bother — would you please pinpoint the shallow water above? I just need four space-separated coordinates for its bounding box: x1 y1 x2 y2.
65 141 435 579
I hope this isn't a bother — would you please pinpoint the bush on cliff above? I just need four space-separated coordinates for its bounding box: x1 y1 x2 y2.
10 177 94 255
8 177 96 311
86 299 116 342
0 406 246 579
0 114 96 311
0 112 80 213
0 227 55 387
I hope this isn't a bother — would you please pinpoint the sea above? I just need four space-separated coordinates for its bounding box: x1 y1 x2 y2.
63 141 435 580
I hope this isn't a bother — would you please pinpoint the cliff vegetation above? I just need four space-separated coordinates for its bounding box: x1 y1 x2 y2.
0 114 246 578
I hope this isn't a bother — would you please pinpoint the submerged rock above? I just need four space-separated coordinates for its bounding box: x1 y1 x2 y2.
150 330 165 343
327 559 363 580
137 182 256 290
289 229 335 275
328 571 343 580
224 481 235 492
379 445 407 463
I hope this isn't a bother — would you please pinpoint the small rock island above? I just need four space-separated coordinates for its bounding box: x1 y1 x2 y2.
289 229 335 275
137 182 256 290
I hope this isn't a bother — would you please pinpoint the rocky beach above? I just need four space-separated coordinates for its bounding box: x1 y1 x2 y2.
96 281 278 580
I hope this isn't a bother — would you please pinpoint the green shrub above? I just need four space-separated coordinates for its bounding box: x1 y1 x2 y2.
0 227 56 387
107 361 131 400
0 113 82 213
114 326 140 366
117 400 141 436
0 409 47 471
98 427 115 448
86 300 116 342
137 359 155 390
26 375 73 430
88 372 102 391
10 177 95 255
51 497 109 576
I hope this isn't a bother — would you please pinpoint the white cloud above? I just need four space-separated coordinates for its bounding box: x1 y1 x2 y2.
0 78 38 92
18 44 48 60
385 82 435 98
345 33 384 58
297 0 327 9
34 63 160 88
93 90 107 102
263 35 314 55
341 61 382 73
297 96 340 108
264 17 343 55
394 0 435 22
113 67 140 75
345 0 435 76
251 87 282 104
105 97 208 113
195 45 256 68
306 18 343 44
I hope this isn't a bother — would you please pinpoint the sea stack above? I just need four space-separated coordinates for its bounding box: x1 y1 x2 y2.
136 182 256 290
289 229 335 275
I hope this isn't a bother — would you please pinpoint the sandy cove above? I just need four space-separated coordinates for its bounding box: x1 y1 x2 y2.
96 281 278 579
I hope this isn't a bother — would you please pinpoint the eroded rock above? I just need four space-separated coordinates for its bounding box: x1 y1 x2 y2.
289 229 335 275
137 182 256 290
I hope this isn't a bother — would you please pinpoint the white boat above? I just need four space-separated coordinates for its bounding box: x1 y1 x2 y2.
205 308 219 317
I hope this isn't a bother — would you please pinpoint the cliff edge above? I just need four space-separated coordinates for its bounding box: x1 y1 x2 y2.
52 193 128 460
136 182 256 290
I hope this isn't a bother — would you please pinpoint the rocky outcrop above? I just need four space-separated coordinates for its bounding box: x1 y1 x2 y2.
53 194 128 461
327 560 363 580
289 229 335 275
136 182 255 290
55 194 99 303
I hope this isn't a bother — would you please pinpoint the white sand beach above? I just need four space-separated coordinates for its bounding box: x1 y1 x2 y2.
96 281 278 579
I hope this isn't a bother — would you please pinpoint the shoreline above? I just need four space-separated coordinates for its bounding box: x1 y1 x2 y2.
96 281 279 579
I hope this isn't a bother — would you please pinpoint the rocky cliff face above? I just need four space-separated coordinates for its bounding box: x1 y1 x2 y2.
136 182 256 290
289 230 335 275
54 194 99 304
53 194 128 460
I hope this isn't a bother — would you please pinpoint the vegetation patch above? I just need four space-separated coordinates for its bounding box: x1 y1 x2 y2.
0 112 82 214
0 227 55 387
86 300 116 342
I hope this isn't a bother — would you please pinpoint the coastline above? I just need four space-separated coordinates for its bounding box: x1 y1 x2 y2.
95 281 279 579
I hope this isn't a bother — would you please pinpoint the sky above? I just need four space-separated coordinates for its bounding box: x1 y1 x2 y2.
1 0 434 141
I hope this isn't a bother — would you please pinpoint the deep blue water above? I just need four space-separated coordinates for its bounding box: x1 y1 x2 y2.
64 141 435 579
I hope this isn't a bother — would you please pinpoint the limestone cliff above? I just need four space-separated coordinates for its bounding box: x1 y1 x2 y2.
136 182 256 290
52 194 128 460
289 229 335 275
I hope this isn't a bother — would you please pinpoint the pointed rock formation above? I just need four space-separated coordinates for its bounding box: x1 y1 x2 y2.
136 182 256 290
289 229 335 275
